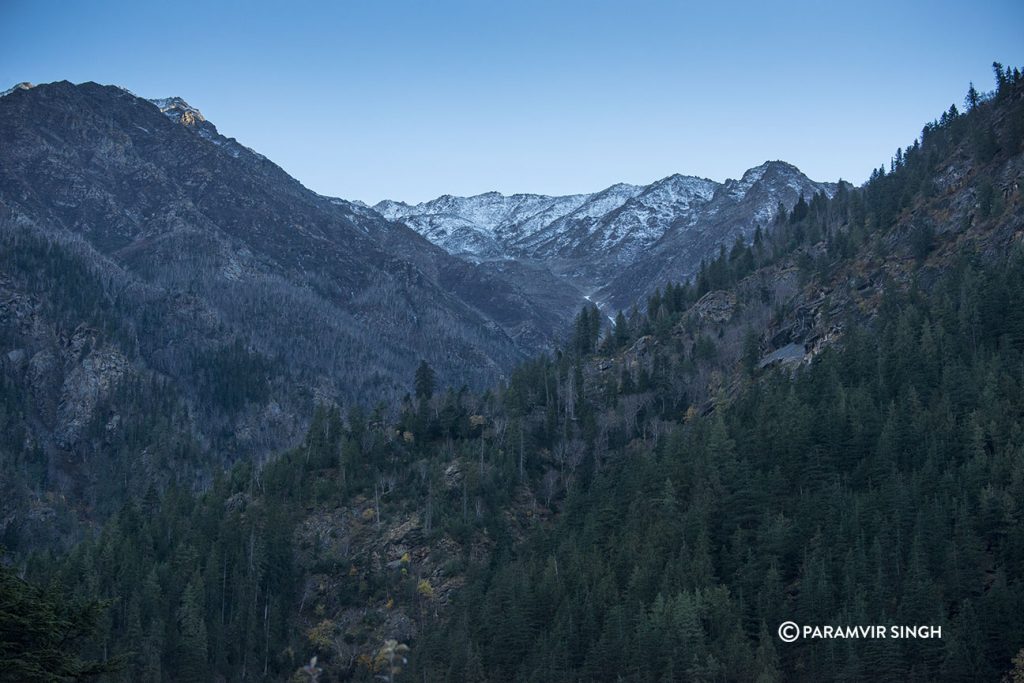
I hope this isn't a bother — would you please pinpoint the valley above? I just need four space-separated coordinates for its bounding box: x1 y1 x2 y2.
1 65 1023 683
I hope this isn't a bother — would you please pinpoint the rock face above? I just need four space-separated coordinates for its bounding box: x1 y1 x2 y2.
376 162 834 311
690 290 737 325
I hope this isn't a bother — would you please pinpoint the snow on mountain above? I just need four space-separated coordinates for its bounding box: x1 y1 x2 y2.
376 162 833 302
375 181 663 262
714 160 836 226
376 165 817 267
583 174 719 254
376 191 595 258
0 82 34 98
595 160 837 311
723 162 769 198
148 96 205 125
510 183 644 254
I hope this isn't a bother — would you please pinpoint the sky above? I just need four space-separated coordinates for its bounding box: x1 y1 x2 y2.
2 1 1022 204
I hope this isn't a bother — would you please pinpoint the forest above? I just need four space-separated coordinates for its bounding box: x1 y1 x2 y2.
2 65 1024 682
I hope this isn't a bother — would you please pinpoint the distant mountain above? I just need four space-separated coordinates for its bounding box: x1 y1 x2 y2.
376 162 834 311
598 161 837 310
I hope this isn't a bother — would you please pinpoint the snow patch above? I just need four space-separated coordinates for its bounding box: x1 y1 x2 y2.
148 96 205 124
1 82 33 98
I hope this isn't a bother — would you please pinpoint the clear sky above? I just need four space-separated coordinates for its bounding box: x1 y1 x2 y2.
2 1 1022 204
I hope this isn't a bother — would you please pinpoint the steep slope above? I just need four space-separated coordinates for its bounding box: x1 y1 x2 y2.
0 81 582 513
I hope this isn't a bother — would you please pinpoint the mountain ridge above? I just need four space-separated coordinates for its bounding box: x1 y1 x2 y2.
0 80 586 490
5 80 835 318
376 159 835 310
0 79 841 549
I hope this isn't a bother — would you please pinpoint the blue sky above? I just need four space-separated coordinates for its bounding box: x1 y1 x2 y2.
2 1 1022 204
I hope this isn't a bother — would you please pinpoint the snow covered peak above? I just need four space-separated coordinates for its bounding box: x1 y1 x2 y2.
724 162 771 197
373 190 595 257
148 96 205 125
708 160 835 227
744 159 798 175
374 199 410 216
721 160 810 202
564 174 718 257
600 182 642 196
375 162 834 289
644 174 718 202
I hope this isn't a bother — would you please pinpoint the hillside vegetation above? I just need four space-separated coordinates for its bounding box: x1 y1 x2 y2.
6 66 1024 682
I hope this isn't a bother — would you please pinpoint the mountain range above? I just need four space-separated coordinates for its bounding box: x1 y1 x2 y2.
375 161 834 312
3 67 1024 682
0 80 830 469
0 81 573 465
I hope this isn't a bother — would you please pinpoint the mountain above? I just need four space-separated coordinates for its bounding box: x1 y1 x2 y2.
12 69 1023 682
0 79 833 550
376 162 834 311
598 160 837 309
0 81 586 513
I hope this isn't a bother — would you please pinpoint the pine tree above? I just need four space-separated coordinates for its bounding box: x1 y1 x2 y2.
176 573 210 682
0 558 122 680
966 82 981 111
414 360 435 401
